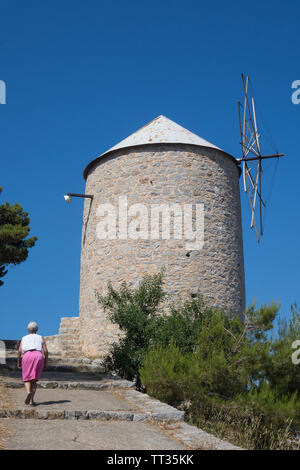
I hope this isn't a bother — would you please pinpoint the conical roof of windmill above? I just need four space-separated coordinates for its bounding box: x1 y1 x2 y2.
83 115 235 179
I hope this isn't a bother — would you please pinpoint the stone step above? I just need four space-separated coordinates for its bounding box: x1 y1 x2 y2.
4 379 135 391
60 336 80 344
58 334 80 341
0 385 185 423
0 359 104 374
59 335 80 341
60 347 81 353
60 336 80 340
59 320 80 328
59 355 83 360
0 387 184 422
48 357 93 364
1 354 106 374
60 342 81 348
0 408 183 422
60 317 80 323
59 328 80 335
60 341 80 347
62 344 81 355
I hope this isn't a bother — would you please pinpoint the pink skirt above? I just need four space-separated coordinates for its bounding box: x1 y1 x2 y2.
22 350 44 382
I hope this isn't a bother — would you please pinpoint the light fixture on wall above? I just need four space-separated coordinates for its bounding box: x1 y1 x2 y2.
64 194 72 203
63 193 93 203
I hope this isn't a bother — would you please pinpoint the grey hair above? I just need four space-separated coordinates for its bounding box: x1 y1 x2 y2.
27 321 38 333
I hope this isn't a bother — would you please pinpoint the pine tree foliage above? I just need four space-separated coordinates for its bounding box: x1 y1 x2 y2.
0 187 37 285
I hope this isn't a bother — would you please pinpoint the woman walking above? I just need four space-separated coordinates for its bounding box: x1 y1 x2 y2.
17 322 48 406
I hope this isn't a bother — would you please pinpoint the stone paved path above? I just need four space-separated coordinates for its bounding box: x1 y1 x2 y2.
9 388 137 411
0 420 186 450
0 355 241 450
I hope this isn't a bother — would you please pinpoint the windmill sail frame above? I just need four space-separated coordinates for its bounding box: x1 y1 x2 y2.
237 74 284 242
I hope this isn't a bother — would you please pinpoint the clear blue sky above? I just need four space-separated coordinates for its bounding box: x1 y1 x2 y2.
1 0 299 339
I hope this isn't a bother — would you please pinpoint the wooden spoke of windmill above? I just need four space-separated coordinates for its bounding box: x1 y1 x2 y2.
237 74 284 242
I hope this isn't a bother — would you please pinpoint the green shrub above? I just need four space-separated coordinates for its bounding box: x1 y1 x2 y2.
96 273 165 385
140 343 189 406
140 306 276 401
265 303 300 396
153 296 216 353
97 272 222 386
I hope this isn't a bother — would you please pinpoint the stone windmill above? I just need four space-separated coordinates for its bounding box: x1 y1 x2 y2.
60 115 245 358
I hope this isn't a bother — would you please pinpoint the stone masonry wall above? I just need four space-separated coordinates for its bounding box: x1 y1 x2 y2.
59 317 82 357
45 318 82 357
79 144 245 357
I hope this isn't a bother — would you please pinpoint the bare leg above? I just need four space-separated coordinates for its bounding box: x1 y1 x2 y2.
30 381 37 405
24 381 32 404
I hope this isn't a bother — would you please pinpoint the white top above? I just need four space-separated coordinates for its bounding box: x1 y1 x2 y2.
100 115 222 158
21 334 44 353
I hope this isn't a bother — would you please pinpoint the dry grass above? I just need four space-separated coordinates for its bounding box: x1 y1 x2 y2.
0 382 11 450
187 406 300 450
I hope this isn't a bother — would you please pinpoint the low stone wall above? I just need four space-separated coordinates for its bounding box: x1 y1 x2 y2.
1 333 84 359
0 340 20 351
